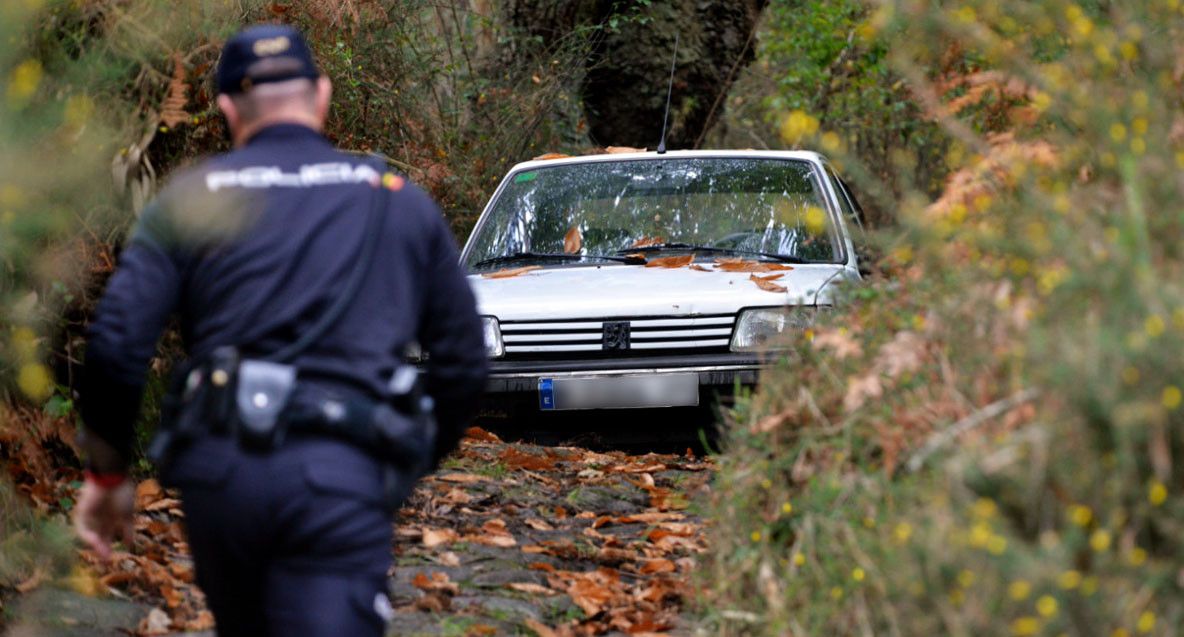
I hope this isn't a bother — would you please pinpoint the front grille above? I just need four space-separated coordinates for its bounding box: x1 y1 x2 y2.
500 314 735 356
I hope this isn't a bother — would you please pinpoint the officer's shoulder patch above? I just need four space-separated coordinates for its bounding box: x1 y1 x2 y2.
381 172 405 191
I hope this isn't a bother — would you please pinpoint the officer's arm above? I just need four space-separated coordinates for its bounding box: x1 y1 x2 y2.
417 208 488 465
80 204 183 473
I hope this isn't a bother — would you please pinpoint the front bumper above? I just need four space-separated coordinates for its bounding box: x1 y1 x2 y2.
485 353 763 393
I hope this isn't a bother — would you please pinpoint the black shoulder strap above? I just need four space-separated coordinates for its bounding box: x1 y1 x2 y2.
265 174 389 364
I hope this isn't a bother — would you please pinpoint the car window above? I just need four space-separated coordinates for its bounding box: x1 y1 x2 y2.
824 165 864 231
466 158 841 269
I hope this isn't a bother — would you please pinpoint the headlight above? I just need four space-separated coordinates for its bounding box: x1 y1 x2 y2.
730 307 815 352
482 316 505 358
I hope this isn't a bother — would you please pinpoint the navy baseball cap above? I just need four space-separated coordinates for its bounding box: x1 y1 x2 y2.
216 24 320 95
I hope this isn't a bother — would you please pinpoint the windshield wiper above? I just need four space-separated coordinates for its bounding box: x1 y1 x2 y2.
615 243 811 264
473 252 646 269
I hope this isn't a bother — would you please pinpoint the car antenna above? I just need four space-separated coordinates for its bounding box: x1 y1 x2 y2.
656 33 679 155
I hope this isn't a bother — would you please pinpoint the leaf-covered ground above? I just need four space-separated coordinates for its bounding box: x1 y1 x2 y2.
5 427 713 636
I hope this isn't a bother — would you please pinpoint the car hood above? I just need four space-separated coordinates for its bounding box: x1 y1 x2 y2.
468 263 851 320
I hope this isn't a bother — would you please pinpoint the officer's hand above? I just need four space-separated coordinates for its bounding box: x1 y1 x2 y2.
73 479 135 559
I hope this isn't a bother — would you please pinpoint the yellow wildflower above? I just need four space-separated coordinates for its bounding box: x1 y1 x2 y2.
1136 611 1155 633
1090 530 1112 552
1069 505 1092 526
852 567 865 582
1058 570 1082 590
1009 580 1032 600
1148 481 1167 506
1036 595 1058 617
1011 617 1040 636
1128 547 1147 566
1161 386 1181 410
18 363 52 401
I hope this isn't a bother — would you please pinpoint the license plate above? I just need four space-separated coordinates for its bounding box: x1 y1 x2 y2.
538 373 699 411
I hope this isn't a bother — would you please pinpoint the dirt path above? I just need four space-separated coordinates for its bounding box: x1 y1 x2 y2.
5 428 713 636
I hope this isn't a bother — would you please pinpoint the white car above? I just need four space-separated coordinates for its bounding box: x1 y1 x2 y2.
460 150 864 422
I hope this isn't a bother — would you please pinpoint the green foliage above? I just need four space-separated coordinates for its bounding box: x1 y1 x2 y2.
705 1 1184 635
0 479 73 591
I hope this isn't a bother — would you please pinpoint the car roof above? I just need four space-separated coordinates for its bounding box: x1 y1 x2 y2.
506 149 828 174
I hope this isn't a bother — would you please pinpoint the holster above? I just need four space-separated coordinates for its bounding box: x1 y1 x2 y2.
149 346 297 465
151 349 436 512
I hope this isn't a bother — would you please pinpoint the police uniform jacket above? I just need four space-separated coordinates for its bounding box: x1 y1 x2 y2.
81 123 488 464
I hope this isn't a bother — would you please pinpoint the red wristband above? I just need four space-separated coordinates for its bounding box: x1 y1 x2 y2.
83 470 128 489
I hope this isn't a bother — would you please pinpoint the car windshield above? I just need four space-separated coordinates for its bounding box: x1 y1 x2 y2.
464 157 840 271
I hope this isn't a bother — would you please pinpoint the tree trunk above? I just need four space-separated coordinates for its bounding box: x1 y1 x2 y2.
500 0 766 149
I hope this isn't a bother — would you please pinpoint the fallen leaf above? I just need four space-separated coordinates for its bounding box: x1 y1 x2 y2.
689 264 711 272
435 552 461 567
605 146 646 154
182 610 214 631
466 624 498 636
523 618 559 637
139 607 171 635
470 533 517 548
639 559 676 574
631 236 665 248
533 152 571 161
507 582 558 595
144 498 181 512
160 56 189 129
135 479 164 507
414 591 450 612
813 329 862 359
422 527 459 548
463 427 501 443
499 447 556 471
525 518 555 531
715 259 794 273
412 571 460 595
645 255 694 269
874 330 925 378
482 266 543 279
437 472 489 484
843 374 883 412
749 274 787 293
564 226 583 254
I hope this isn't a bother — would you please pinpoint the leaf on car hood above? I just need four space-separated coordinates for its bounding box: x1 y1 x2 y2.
749 274 788 293
482 265 543 279
631 236 665 248
564 226 582 254
645 255 694 269
605 146 647 154
715 258 795 273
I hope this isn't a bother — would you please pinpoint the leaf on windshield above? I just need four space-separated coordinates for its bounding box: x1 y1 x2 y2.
645 255 694 269
482 265 543 279
564 226 582 254
631 236 665 248
689 264 711 272
623 252 647 261
749 274 788 293
714 258 795 273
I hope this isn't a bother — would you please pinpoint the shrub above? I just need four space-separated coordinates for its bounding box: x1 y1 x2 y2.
703 1 1184 635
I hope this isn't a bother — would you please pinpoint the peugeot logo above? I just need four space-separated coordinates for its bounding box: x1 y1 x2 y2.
602 321 631 350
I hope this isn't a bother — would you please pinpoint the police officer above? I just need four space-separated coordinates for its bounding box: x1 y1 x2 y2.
72 24 488 636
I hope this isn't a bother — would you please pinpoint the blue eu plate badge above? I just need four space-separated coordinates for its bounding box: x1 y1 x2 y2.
538 378 555 410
